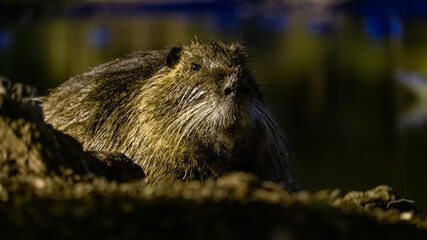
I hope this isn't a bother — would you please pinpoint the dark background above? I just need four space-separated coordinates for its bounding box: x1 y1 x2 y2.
1 0 427 207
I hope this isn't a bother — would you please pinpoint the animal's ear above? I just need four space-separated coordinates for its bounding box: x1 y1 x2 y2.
166 46 182 68
229 43 243 54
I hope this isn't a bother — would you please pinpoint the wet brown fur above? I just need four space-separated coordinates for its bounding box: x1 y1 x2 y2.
42 40 297 190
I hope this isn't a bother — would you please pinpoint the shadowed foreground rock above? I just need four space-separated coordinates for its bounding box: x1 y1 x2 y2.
0 77 144 182
1 79 426 239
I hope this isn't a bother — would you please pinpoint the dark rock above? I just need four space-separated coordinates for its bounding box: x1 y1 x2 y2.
0 78 90 177
342 185 398 210
342 185 423 213
0 76 39 102
1 175 427 240
0 78 145 182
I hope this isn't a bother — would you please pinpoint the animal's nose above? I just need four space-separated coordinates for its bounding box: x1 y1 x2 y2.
224 79 237 96
224 86 236 96
224 74 240 96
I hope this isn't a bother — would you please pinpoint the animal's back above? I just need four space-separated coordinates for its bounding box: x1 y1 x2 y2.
43 50 167 147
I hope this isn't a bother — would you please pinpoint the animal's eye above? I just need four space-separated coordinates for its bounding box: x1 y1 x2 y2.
191 63 201 71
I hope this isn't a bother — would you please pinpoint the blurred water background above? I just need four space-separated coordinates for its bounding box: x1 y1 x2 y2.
1 0 427 207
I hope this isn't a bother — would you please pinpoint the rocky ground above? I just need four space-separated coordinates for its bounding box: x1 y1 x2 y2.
1 77 426 240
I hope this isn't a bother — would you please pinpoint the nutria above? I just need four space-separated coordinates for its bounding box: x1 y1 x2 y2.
42 40 297 190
